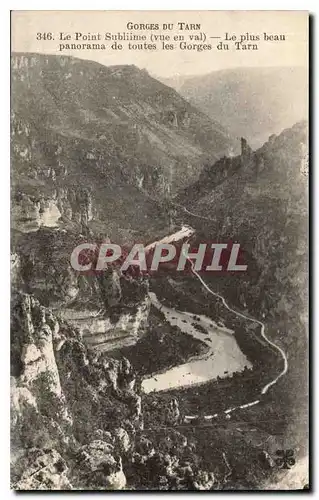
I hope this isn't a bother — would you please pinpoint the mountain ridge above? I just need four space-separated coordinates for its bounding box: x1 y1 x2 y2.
11 51 236 192
161 66 308 148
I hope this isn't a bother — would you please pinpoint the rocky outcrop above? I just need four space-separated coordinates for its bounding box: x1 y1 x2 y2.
11 293 74 466
62 278 150 352
11 187 94 234
12 294 65 389
11 290 144 490
74 440 126 490
11 193 61 233
240 137 253 162
13 448 72 490
13 227 151 351
166 398 181 425
113 427 131 454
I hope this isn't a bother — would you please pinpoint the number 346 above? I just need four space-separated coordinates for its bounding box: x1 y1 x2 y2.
36 33 53 41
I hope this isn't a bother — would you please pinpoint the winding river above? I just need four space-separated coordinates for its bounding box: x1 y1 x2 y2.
142 292 253 394
141 221 288 420
185 264 288 419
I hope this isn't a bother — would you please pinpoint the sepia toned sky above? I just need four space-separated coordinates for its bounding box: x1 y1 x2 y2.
11 10 308 76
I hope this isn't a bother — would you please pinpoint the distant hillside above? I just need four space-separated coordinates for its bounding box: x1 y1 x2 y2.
11 52 235 202
162 67 308 148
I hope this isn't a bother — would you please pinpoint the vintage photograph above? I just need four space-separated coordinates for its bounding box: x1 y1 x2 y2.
10 10 308 490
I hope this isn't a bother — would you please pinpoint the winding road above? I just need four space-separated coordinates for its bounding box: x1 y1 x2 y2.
144 198 289 421
183 242 288 420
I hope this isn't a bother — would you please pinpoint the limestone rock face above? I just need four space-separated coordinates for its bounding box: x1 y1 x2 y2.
11 378 38 432
13 448 73 490
11 293 74 464
12 193 62 233
113 427 131 454
11 289 146 490
105 469 127 490
11 293 70 410
74 440 126 490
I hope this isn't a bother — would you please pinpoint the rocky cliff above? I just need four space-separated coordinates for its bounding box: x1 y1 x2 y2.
11 291 143 490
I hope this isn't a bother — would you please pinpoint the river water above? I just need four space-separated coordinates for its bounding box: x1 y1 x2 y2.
142 292 252 393
140 223 287 418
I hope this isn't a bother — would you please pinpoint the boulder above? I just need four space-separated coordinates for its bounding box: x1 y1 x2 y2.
13 448 72 490
75 440 126 490
113 427 130 453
